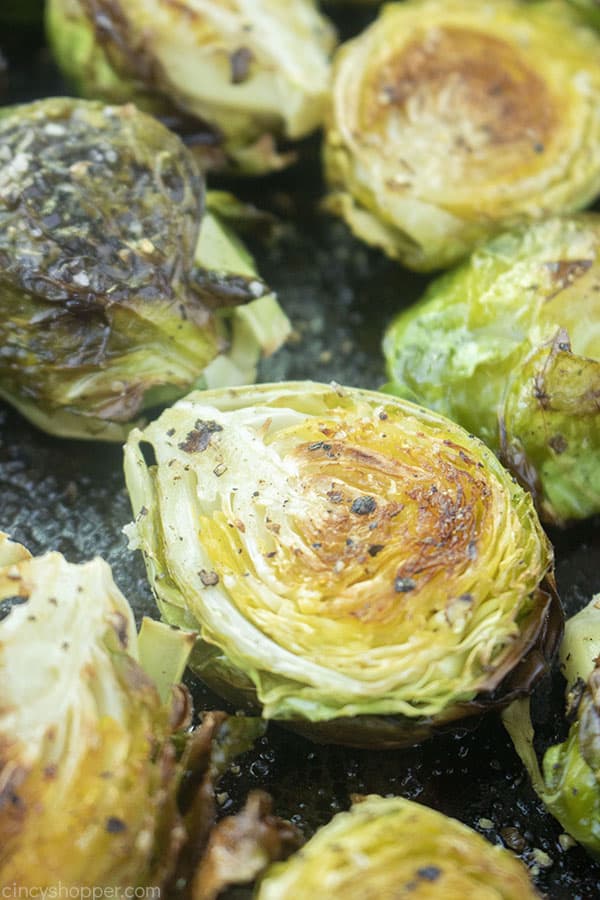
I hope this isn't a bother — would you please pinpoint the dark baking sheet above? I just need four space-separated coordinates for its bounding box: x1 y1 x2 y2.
2 14 600 899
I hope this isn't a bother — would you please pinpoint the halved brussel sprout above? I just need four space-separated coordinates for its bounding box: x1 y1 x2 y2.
0 532 274 890
324 0 600 271
255 795 540 899
124 382 561 748
46 0 337 174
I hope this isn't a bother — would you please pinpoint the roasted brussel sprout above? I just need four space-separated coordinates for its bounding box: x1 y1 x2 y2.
0 531 189 888
324 0 600 271
256 795 540 898
384 215 600 525
124 381 561 748
0 97 289 440
0 532 300 892
503 596 600 859
46 0 336 174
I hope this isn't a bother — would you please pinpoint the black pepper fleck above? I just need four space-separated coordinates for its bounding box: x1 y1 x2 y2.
351 495 377 516
394 577 416 593
368 544 385 557
417 866 441 882
549 434 568 455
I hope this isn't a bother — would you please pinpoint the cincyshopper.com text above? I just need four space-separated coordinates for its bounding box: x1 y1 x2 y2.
2 887 161 899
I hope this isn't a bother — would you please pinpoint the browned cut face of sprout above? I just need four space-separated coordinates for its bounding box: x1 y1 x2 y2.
124 381 561 748
256 795 541 899
324 0 600 270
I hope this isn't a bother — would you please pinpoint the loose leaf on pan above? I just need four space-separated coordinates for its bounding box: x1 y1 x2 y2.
255 795 540 899
0 533 281 892
191 791 302 900
46 0 337 174
124 381 561 748
324 0 600 270
384 214 600 523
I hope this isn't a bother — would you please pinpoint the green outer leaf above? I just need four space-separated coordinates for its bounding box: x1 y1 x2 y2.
137 617 197 703
542 717 600 857
197 196 259 278
45 0 168 111
196 192 291 389
0 387 133 441
384 215 600 524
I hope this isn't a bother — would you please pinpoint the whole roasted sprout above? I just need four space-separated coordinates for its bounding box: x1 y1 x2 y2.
0 97 289 440
46 0 336 174
124 381 561 748
0 532 298 892
504 597 600 859
384 215 600 525
324 0 600 271
256 795 540 899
